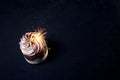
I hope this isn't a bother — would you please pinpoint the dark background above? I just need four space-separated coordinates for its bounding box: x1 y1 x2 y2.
0 0 119 80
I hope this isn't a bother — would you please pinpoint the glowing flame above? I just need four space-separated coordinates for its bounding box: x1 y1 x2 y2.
29 29 47 52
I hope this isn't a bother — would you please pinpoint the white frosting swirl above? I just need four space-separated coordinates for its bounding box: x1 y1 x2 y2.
19 31 46 56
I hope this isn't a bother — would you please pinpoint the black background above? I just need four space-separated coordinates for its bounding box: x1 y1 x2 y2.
0 0 119 80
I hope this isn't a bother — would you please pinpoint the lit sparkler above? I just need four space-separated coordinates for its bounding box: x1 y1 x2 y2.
19 29 48 64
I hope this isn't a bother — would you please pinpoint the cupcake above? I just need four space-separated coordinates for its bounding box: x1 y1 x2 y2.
19 29 48 64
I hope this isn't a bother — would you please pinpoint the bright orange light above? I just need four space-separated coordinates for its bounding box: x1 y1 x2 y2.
29 29 47 52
